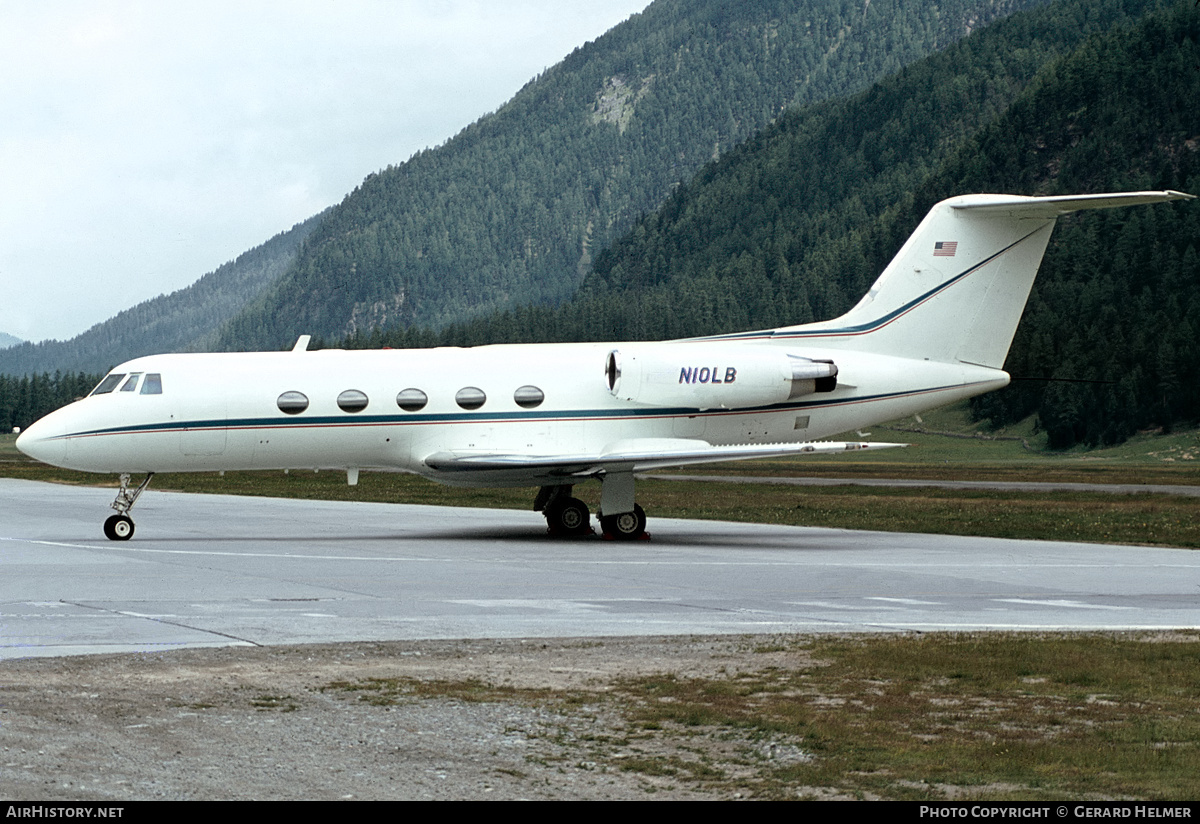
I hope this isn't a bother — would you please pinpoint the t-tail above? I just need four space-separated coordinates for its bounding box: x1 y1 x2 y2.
774 191 1194 368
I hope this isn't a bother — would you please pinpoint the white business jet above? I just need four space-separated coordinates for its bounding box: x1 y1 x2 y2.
17 190 1193 541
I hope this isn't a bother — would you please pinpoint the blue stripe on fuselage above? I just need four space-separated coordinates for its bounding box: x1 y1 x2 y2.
45 381 990 441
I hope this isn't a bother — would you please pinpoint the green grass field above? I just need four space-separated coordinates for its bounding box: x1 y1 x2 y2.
320 633 1200 800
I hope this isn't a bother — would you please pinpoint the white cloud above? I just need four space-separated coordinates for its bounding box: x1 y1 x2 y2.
0 0 649 342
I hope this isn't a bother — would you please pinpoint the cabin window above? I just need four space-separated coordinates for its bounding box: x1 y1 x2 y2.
277 391 309 415
396 388 428 411
455 386 486 410
119 373 142 392
141 373 163 395
337 389 369 413
513 385 544 409
91 373 126 395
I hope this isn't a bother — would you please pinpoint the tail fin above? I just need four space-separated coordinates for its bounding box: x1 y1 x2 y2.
781 191 1193 368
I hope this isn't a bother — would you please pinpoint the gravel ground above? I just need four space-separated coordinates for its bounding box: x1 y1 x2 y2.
0 636 815 800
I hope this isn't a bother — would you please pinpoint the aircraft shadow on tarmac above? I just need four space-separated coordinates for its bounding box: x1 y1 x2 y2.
71 520 847 551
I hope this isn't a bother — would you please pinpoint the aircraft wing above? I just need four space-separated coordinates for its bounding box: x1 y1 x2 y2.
423 438 905 480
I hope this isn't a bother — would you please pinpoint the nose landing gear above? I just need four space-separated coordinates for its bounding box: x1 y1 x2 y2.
103 473 154 541
103 514 134 540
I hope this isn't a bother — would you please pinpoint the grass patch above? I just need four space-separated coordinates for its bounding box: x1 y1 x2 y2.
322 676 555 706
636 479 1200 547
250 693 298 712
317 633 1200 800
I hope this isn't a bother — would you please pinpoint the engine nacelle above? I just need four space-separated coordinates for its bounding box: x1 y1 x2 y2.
605 344 837 410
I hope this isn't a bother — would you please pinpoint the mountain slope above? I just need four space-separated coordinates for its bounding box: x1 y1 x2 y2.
0 212 324 377
940 0 1200 445
216 0 1046 351
382 0 1169 344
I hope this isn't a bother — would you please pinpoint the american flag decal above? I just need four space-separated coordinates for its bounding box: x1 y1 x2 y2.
933 241 958 257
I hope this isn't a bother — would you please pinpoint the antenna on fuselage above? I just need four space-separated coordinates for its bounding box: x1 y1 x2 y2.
292 335 311 352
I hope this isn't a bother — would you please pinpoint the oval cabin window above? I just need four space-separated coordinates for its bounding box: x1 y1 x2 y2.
396 388 428 411
337 389 369 413
277 391 309 415
455 387 486 410
513 385 544 409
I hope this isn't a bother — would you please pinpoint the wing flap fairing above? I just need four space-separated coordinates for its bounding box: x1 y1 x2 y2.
423 438 904 478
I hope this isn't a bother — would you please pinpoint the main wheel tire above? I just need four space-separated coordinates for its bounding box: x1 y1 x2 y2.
601 504 646 541
103 514 134 541
545 497 591 536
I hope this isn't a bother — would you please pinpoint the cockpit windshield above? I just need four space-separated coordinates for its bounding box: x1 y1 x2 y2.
90 372 163 396
141 373 162 394
91 374 126 395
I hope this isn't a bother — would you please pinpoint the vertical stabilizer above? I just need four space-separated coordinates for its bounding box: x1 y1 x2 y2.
779 191 1193 368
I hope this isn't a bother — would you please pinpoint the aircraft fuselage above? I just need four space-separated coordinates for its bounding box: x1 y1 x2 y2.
18 342 1004 485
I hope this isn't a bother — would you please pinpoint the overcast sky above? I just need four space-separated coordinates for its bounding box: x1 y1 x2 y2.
0 0 651 344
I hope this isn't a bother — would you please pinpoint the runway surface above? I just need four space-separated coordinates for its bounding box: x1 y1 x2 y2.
3 478 1199 659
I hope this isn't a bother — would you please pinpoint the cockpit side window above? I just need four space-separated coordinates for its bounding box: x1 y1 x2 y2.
120 373 142 392
91 373 126 395
141 373 163 395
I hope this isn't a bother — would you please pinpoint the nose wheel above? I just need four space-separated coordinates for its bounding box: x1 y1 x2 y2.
103 514 135 541
103 473 153 541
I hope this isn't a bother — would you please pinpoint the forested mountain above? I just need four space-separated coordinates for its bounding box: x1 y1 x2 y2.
948 0 1200 446
0 333 21 349
356 0 1198 448
0 212 324 378
216 0 1046 351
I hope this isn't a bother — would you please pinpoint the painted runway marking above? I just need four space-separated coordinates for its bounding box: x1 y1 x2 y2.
449 599 608 612
995 598 1135 610
788 601 907 611
865 597 940 605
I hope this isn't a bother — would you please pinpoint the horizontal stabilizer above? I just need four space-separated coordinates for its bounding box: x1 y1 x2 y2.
950 190 1194 216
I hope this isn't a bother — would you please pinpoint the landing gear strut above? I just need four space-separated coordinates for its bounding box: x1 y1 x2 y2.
598 470 648 541
103 473 153 541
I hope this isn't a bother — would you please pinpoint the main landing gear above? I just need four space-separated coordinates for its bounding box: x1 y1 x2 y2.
103 473 153 541
535 485 594 537
534 473 649 541
599 504 647 541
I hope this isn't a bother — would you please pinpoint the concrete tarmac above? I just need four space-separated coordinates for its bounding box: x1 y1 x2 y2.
3 478 1199 660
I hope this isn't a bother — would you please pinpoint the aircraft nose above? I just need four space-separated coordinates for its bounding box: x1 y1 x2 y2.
15 419 67 467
